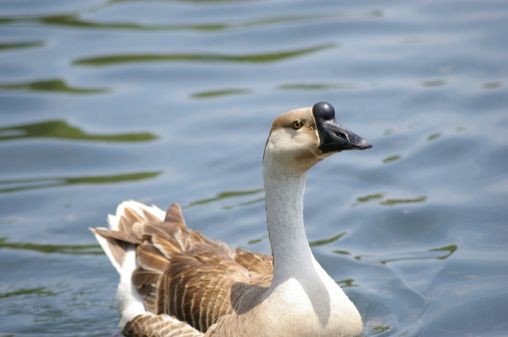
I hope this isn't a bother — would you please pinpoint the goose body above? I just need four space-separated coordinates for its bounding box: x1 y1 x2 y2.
92 102 371 337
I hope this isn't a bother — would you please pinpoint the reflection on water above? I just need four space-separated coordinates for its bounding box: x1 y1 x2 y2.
248 232 349 248
0 79 109 94
421 80 447 88
426 132 441 141
36 14 230 32
0 120 156 142
482 82 502 89
337 278 358 288
245 235 453 269
0 238 103 255
353 193 427 207
72 44 335 66
248 232 348 248
0 9 384 32
222 197 264 210
187 188 263 208
382 155 401 164
0 41 44 51
354 193 384 205
0 171 161 193
429 244 457 260
332 249 351 256
379 196 427 206
247 235 267 245
191 88 250 99
279 83 356 90
0 287 56 299
334 244 457 265
309 232 346 247
378 244 457 264
369 325 390 335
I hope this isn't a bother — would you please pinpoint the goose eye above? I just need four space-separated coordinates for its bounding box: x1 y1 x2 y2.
291 120 304 130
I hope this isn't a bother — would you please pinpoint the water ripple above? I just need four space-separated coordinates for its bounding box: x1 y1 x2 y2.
334 244 458 265
379 196 427 206
0 79 108 95
191 88 250 99
72 44 335 66
309 232 346 247
0 120 156 142
187 188 263 208
0 10 384 32
0 41 45 51
0 171 161 194
0 287 56 299
382 155 401 164
279 83 356 90
0 237 103 255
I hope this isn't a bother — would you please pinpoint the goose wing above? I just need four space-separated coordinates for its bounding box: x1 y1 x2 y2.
93 202 272 335
233 248 273 275
123 313 204 337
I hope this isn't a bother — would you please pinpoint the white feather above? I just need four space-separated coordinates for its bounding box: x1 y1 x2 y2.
101 200 165 328
118 249 145 329
110 200 165 231
97 200 166 273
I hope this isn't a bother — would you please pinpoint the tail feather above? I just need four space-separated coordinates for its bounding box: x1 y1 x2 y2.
92 228 127 274
91 200 190 324
91 201 167 271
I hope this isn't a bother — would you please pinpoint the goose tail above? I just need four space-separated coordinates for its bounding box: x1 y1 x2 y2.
90 200 166 273
91 200 177 328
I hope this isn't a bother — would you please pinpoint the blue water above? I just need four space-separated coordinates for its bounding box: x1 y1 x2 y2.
1 1 507 336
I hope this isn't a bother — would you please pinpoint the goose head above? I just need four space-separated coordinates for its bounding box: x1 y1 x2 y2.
264 102 372 175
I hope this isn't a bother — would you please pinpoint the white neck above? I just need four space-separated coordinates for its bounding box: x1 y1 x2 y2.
263 158 317 284
257 142 363 337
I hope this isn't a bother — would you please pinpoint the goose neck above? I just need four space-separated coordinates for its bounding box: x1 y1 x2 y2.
263 165 315 282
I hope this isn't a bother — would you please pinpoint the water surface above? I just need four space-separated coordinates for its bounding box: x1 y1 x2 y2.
1 1 508 336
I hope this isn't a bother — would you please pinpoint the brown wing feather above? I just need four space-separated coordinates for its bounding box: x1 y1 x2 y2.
123 313 204 337
233 248 273 275
156 248 256 332
94 202 274 334
137 242 170 273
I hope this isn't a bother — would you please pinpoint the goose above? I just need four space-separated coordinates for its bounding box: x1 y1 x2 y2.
91 102 372 337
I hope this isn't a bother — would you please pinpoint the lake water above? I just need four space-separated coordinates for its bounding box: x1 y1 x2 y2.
1 0 507 336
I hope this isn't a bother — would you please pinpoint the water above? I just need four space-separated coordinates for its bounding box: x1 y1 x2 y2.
1 0 507 336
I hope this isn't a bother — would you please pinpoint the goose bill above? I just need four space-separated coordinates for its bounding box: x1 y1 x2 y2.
317 121 372 153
